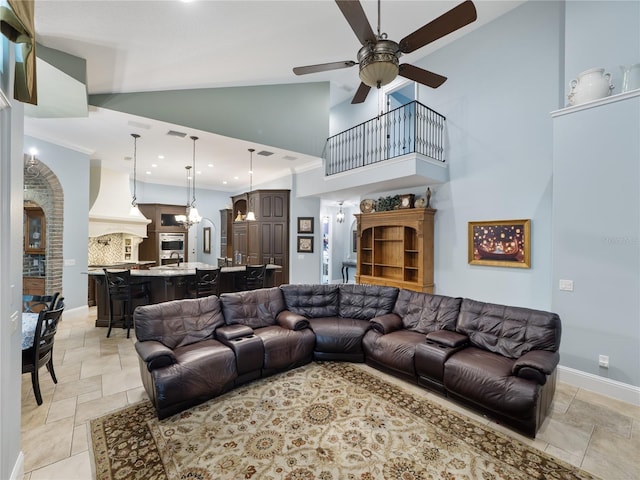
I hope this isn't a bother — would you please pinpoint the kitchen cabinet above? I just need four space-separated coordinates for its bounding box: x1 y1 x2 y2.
24 206 46 254
220 208 233 260
138 203 189 264
356 208 435 293
231 189 289 286
23 276 45 296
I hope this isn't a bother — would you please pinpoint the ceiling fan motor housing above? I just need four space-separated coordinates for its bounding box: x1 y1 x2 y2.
357 39 401 88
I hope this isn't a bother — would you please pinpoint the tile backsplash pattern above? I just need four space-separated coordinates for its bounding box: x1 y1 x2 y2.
89 234 126 266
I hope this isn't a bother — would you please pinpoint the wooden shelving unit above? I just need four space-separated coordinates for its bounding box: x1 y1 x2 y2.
355 208 435 293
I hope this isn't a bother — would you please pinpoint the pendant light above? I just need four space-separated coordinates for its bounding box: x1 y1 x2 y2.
245 148 256 221
336 201 345 224
175 136 202 229
187 136 202 225
129 133 142 216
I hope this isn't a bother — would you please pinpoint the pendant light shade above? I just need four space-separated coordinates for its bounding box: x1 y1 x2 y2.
246 148 256 221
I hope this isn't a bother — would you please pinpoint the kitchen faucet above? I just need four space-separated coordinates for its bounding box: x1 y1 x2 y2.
169 251 181 267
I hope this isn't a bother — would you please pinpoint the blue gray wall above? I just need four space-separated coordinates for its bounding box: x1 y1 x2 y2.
24 136 91 311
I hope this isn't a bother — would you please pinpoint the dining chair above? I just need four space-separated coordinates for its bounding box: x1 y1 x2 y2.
189 268 221 298
238 264 266 291
21 306 64 405
103 269 150 338
23 292 60 313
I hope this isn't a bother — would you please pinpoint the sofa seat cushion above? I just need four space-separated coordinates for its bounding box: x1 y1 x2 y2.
254 326 315 371
308 317 371 354
444 347 538 418
151 339 236 411
363 329 425 376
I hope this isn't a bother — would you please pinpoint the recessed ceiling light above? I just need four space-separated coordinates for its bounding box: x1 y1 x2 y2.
151 163 157 168
145 171 151 175
158 155 164 160
233 176 239 180
223 181 228 185
207 163 214 168
196 170 202 175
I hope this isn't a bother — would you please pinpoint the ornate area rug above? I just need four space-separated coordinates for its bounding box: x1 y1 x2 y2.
90 362 599 480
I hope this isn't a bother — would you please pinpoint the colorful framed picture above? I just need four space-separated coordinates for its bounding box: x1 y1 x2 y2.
297 217 314 234
468 219 531 268
297 236 314 253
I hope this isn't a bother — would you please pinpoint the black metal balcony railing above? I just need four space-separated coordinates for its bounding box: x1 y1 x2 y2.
323 101 446 176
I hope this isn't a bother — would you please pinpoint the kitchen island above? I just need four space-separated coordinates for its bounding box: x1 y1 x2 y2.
88 262 282 327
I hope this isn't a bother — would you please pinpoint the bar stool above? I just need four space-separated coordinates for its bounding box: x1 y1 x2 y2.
188 268 221 298
237 264 266 291
103 269 150 338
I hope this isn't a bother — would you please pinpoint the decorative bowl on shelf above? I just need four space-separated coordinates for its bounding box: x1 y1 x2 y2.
360 199 375 213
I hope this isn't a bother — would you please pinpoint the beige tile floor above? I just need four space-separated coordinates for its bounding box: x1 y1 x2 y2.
21 307 640 480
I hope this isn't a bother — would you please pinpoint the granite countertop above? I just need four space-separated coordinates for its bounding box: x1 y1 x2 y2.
87 262 281 277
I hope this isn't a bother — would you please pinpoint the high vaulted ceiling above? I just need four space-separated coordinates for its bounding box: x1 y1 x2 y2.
24 0 523 191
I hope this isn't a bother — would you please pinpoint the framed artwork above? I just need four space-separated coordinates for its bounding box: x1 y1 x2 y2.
468 219 531 268
297 235 314 253
203 227 211 254
297 217 314 234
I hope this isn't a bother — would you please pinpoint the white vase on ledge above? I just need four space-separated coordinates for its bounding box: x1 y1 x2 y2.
567 67 614 106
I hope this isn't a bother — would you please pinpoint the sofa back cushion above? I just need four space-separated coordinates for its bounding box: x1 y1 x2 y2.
280 284 339 318
220 287 285 329
338 284 399 320
393 289 462 333
457 298 562 359
134 296 225 349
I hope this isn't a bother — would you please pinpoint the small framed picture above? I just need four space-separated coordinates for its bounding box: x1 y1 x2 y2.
297 236 314 253
203 227 211 254
298 217 314 234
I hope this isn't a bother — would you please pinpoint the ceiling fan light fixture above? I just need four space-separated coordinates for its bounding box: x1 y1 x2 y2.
357 40 400 88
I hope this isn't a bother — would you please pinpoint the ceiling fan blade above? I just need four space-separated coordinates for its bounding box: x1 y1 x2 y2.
335 0 376 46
399 0 477 53
293 61 357 76
351 82 371 104
399 64 447 88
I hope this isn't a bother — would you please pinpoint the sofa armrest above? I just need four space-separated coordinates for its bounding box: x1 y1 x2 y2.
370 313 403 334
135 341 176 372
425 330 469 348
276 310 310 331
512 350 560 385
216 324 255 342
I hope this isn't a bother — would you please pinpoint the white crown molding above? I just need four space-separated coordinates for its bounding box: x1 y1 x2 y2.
558 365 640 406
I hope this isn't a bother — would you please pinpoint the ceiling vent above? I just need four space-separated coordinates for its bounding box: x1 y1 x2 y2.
127 120 151 130
166 130 187 138
283 155 297 161
257 150 274 156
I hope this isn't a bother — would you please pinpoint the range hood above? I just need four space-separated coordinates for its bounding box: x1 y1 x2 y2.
89 165 150 238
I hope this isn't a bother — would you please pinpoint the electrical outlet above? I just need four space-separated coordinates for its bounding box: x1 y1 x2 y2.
599 355 609 368
559 279 574 291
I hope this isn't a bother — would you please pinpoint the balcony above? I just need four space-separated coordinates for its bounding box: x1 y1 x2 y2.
324 101 446 176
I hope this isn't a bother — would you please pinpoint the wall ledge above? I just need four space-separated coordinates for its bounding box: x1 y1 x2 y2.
551 88 640 117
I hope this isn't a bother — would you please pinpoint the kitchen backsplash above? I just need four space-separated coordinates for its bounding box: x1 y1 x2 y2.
89 234 130 265
23 254 46 276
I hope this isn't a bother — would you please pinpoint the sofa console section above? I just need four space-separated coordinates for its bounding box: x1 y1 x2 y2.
415 336 467 394
216 324 265 384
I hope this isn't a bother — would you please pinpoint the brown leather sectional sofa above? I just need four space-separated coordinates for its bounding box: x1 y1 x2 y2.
133 283 561 437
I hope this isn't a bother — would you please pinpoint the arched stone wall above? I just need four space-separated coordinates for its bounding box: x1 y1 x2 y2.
23 157 64 297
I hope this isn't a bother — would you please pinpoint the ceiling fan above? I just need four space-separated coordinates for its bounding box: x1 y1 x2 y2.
293 0 477 104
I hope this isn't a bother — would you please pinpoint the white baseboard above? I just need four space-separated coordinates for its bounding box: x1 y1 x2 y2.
558 365 640 406
11 451 24 480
